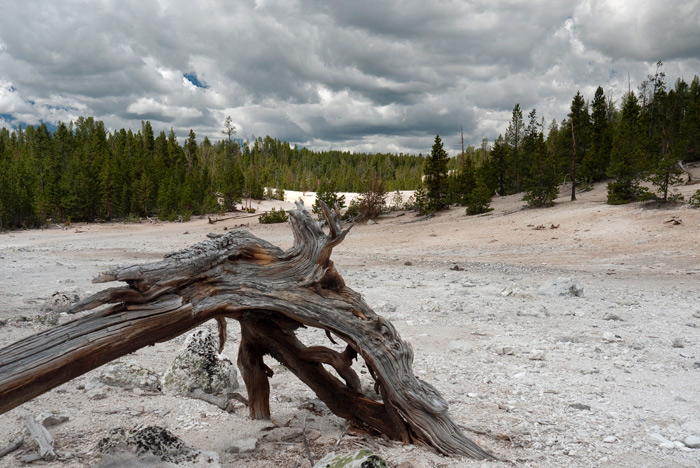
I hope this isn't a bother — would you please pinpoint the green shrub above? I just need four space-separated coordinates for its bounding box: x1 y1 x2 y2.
259 207 288 224
689 190 700 208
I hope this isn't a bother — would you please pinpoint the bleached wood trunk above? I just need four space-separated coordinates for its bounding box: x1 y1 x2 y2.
0 202 493 460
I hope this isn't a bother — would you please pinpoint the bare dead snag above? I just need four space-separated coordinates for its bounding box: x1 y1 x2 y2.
0 201 493 460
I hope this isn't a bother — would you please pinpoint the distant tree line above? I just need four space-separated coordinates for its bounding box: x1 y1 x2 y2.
421 64 700 214
0 118 424 228
2 63 699 229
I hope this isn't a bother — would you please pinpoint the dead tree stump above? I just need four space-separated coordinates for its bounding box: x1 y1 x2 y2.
0 202 493 459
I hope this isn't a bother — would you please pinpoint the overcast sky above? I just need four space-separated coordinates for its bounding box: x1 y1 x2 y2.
1 0 699 155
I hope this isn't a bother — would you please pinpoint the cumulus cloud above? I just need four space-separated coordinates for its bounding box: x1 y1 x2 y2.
0 0 698 156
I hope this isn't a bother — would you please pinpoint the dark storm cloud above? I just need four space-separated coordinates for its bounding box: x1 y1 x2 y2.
0 0 698 157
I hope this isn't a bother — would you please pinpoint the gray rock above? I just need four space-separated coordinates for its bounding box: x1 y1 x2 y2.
96 426 220 468
538 277 584 297
646 433 671 446
518 305 549 318
672 337 685 348
682 420 700 435
313 449 388 468
603 332 622 342
603 312 623 321
98 361 161 392
228 438 258 453
41 292 80 314
419 301 442 314
569 403 591 411
36 411 69 428
683 435 700 449
528 350 546 361
163 328 238 397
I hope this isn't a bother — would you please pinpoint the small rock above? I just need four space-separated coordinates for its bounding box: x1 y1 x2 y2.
36 411 69 428
603 332 621 342
450 265 464 271
41 292 80 314
313 449 388 468
603 436 617 443
404 261 413 266
672 337 685 348
693 311 700 319
88 390 107 400
538 277 584 297
603 312 623 321
518 305 549 318
492 345 515 356
682 421 700 435
528 350 545 361
228 438 258 453
96 426 221 467
98 361 161 392
646 433 671 446
683 435 700 449
569 403 591 411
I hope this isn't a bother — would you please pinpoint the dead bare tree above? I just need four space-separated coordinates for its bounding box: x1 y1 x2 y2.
0 202 493 460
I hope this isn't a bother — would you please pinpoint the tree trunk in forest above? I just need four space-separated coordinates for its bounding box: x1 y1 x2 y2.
0 202 493 460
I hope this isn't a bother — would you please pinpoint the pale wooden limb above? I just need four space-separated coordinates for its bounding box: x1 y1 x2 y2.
24 416 56 461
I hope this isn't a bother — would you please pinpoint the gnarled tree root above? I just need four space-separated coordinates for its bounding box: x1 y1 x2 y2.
0 202 493 460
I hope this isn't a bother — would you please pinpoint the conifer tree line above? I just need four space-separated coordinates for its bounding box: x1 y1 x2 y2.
0 117 424 228
423 64 700 214
1 63 699 229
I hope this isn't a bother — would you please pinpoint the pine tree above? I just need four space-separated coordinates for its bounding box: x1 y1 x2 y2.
607 93 647 204
505 104 525 191
566 92 590 200
312 178 345 219
581 86 612 182
423 135 449 212
486 135 509 195
523 112 559 207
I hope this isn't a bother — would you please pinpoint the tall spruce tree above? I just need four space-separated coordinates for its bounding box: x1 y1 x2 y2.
423 134 450 212
567 92 590 200
523 113 559 207
505 104 525 192
581 86 612 182
607 92 647 204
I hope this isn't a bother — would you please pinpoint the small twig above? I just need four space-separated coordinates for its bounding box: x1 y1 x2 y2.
302 413 315 467
0 435 23 458
333 423 350 451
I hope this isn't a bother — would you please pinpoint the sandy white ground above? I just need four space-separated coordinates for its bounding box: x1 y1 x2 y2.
1 179 699 468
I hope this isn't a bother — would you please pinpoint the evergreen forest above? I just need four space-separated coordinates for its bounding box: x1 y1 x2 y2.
1 63 699 229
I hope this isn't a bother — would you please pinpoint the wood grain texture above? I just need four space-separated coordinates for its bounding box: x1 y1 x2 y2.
0 202 493 459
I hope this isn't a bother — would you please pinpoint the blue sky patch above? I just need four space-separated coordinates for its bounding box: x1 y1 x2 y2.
184 73 208 89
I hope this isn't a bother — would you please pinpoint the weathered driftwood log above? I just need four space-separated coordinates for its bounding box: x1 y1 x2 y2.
0 202 493 460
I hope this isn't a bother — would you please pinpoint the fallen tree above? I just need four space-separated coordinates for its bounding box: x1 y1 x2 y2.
0 202 493 460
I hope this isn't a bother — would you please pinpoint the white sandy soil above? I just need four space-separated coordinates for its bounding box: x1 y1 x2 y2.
1 178 700 468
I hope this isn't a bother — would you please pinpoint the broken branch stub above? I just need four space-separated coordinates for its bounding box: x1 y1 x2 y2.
0 201 493 460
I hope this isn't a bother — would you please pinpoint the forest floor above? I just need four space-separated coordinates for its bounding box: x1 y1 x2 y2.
1 176 700 468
